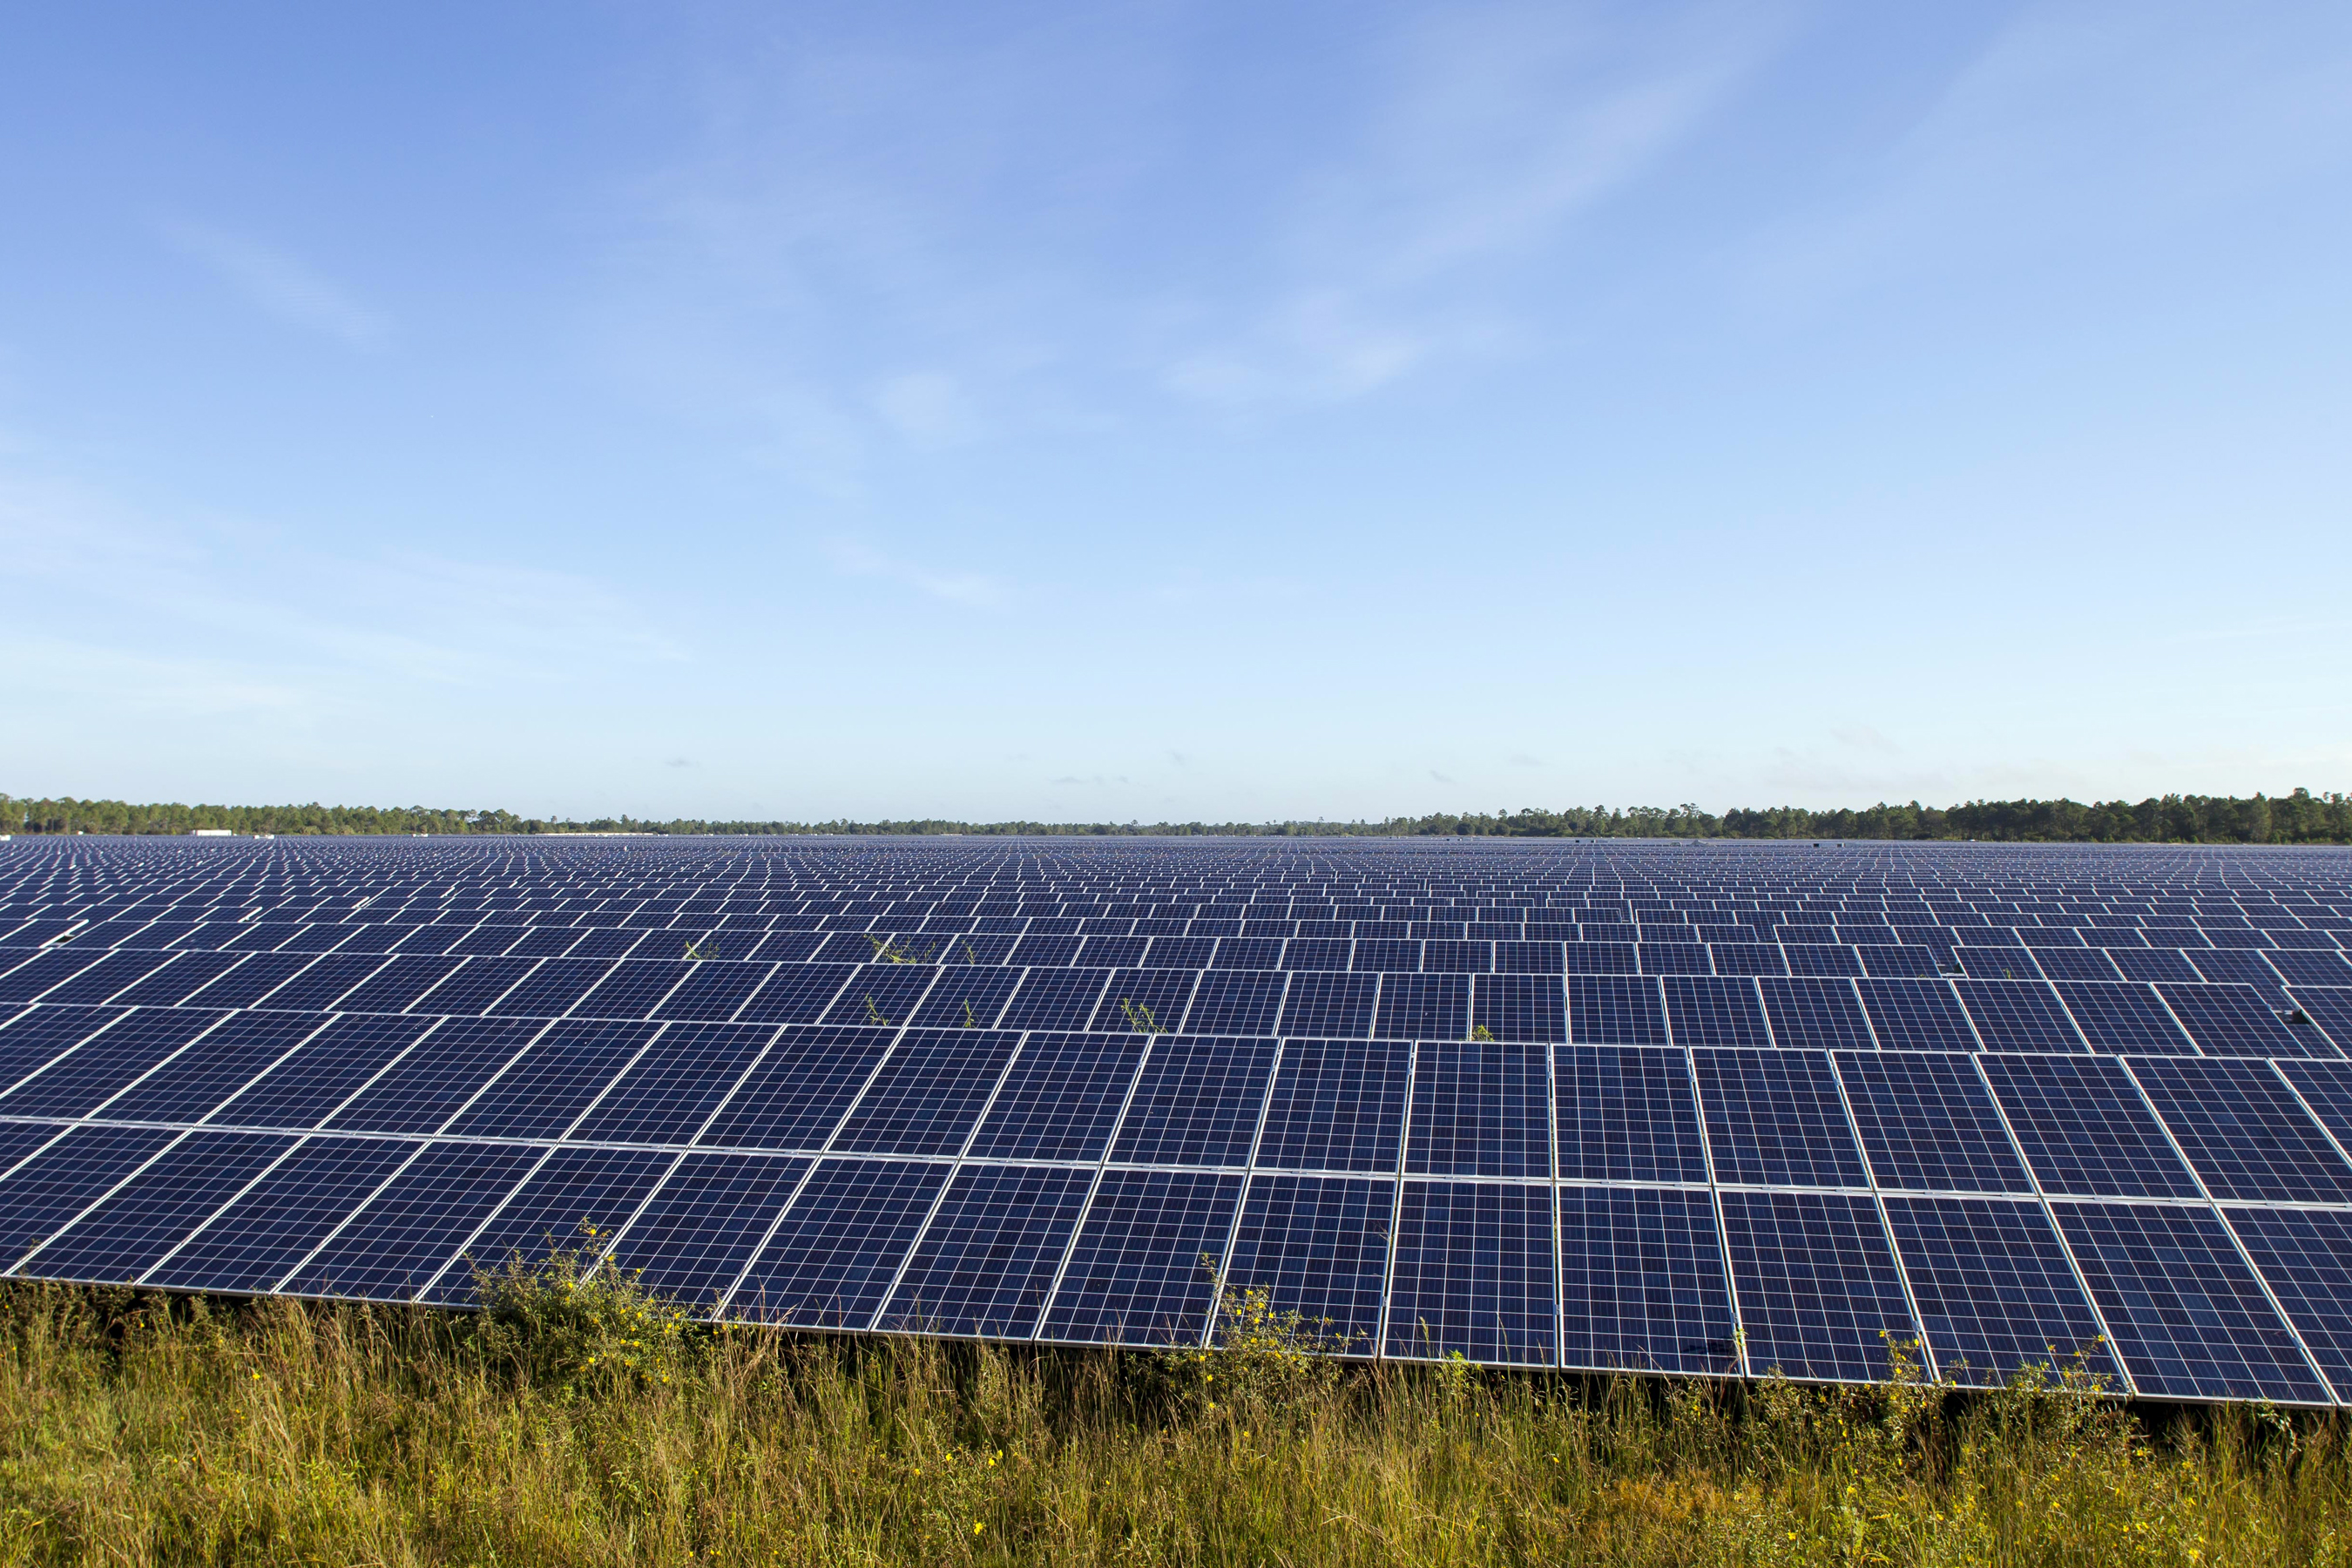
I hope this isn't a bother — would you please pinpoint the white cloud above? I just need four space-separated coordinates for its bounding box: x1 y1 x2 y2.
1166 3 1778 407
160 220 389 347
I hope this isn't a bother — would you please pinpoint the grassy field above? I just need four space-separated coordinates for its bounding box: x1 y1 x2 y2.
1 1258 2347 1566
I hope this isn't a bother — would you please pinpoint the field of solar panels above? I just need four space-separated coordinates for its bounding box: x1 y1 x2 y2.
9 835 2352 1408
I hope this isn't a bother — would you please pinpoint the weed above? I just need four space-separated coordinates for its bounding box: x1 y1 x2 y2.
1 1282 2345 1565
1118 998 1166 1035
866 934 936 964
863 995 892 1027
1469 1024 1497 1041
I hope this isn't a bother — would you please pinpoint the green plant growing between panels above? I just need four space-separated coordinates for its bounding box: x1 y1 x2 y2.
868 933 936 964
864 996 892 1027
1469 1024 1497 1042
1158 1256 1356 1420
963 1001 980 1029
468 1222 693 1394
1119 998 1166 1035
681 935 719 961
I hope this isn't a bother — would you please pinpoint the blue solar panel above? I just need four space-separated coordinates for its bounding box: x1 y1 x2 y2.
1954 980 2085 1052
2225 1206 2352 1395
0 1006 231 1119
965 1032 1147 1161
27 949 179 1007
0 1004 130 1091
1760 976 1875 1049
441 1019 660 1139
1277 971 1379 1038
405 955 543 1016
1038 1169 1242 1346
2052 981 2196 1053
1555 1045 1708 1183
1467 973 1565 1043
420 1145 678 1305
1718 1191 1919 1382
1254 1039 1410 1173
997 967 1111 1031
1556 1187 1734 1375
105 950 247 1008
1567 975 1667 1045
1662 976 1773 1049
569 1021 778 1145
1222 1174 1392 1348
1563 941 1638 975
0 1125 182 1265
1373 972 1469 1040
281 1141 544 1301
2124 1057 2352 1202
600 1152 812 1311
1835 1051 2031 1193
2291 990 2352 1058
1405 1040 1549 1178
490 956 621 1018
1385 1181 1556 1364
321 1016 547 1135
17 1130 300 1283
831 1029 1024 1157
1978 1053 2201 1199
100 1010 329 1123
906 964 1021 1029
1882 1196 2120 1388
1692 1049 1869 1188
1855 978 1977 1051
2054 1202 2329 1403
1106 1035 1276 1166
0 949 111 1004
2160 983 2328 1058
1956 948 2044 982
1092 968 1198 1035
1178 970 1285 1036
653 961 776 1023
143 1135 419 1294
878 1164 1093 1336
727 1158 949 1328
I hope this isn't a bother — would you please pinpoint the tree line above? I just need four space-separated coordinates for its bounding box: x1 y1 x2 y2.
6 790 2349 843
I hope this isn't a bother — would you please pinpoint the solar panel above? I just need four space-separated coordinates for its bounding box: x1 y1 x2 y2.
2053 1202 2330 1403
1977 1054 2201 1199
1038 1169 1241 1345
878 1164 1092 1336
1882 1196 2120 1388
1222 1174 1391 1348
1691 1049 1868 1188
1835 1051 2031 1193
727 1158 948 1328
4 834 2350 1404
1405 1040 1549 1178
1385 1181 1557 1364
1717 1191 1919 1382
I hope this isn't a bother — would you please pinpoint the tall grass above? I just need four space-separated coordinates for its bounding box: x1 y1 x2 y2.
0 1267 2345 1565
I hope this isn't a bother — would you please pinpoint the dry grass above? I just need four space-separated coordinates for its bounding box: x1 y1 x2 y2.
0 1271 2347 1566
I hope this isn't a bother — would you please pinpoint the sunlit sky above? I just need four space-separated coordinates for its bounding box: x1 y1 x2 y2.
4 2 2349 821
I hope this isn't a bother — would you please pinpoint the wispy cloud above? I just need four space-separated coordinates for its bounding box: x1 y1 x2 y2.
821 538 1010 608
161 220 389 347
1166 3 1778 406
591 3 1780 470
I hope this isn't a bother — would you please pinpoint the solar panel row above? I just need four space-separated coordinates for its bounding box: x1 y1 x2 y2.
3 835 2350 1406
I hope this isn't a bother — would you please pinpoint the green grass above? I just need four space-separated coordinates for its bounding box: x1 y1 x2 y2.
1 1263 2347 1566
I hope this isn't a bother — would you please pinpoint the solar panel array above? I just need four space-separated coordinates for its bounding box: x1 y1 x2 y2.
4 835 2352 1404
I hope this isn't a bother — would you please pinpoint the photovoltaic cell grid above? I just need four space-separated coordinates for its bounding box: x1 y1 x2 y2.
3 835 2352 1405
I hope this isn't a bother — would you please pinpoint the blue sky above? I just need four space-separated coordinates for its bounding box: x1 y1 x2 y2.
3 1 2348 822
